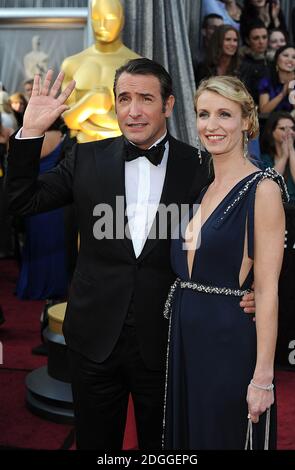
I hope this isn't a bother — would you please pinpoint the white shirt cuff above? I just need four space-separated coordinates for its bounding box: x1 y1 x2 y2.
15 128 44 139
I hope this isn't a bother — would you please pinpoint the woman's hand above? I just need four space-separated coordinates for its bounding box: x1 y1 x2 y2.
287 129 295 158
281 81 290 98
271 0 281 26
247 382 274 423
281 134 290 159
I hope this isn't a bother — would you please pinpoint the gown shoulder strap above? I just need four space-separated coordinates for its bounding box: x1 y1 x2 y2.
213 168 289 258
246 168 289 259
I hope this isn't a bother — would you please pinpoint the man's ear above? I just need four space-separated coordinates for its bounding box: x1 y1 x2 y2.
164 95 175 118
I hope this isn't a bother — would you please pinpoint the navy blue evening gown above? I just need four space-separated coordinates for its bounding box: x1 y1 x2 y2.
163 169 288 450
16 142 68 300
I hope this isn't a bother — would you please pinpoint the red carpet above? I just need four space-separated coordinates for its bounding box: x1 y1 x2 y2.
276 370 295 450
0 259 137 450
0 259 294 450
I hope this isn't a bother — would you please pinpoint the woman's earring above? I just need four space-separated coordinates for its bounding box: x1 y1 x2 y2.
243 131 249 159
196 136 202 164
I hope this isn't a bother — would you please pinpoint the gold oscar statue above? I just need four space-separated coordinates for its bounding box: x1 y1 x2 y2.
61 0 140 143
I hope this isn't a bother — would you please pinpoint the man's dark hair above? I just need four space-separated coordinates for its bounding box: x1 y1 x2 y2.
202 13 223 29
245 19 268 39
23 78 34 87
113 58 173 110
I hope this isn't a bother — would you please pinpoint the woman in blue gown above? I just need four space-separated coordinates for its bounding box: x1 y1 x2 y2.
163 76 288 450
16 119 68 300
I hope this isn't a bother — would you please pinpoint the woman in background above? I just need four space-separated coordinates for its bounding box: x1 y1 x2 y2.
195 25 240 87
16 117 69 300
259 45 295 115
261 111 295 202
9 92 27 127
0 91 18 130
0 112 13 175
0 113 14 325
219 0 242 24
267 28 288 61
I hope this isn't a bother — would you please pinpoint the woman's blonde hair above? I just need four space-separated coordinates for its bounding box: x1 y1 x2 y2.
0 91 12 113
10 92 27 106
194 75 259 139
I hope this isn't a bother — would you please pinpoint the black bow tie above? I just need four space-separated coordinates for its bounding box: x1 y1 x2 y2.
124 134 169 166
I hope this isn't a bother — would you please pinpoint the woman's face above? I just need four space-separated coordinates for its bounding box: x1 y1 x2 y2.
269 31 287 50
273 118 295 144
276 47 295 73
10 100 26 113
196 90 248 157
222 30 239 56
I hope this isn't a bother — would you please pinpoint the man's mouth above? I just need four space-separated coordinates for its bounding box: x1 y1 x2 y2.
127 123 148 128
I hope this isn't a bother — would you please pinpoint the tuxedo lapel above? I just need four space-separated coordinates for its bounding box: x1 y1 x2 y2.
94 136 135 258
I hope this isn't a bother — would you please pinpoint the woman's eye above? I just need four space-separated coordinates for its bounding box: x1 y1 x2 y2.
220 111 231 117
198 112 208 118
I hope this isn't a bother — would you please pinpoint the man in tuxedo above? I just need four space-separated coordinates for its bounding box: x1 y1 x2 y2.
6 58 255 450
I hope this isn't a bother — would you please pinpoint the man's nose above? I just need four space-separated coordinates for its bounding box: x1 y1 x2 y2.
129 100 142 117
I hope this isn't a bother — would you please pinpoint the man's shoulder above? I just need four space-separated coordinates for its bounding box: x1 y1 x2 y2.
169 135 198 154
169 135 206 164
169 136 210 173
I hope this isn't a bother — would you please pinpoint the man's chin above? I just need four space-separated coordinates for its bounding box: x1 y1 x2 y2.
125 132 147 146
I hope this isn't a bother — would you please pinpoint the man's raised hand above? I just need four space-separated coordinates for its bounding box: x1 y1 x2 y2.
22 70 75 138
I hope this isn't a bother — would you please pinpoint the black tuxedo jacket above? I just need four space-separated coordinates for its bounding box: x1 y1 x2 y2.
6 134 210 370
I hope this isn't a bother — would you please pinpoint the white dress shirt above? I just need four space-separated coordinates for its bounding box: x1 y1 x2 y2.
125 133 169 258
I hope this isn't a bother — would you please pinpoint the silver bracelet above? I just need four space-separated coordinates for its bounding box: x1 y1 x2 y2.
250 379 274 391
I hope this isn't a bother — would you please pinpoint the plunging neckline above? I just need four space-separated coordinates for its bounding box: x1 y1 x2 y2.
186 170 261 280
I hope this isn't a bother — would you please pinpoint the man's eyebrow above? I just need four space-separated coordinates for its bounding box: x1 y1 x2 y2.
117 91 155 98
252 34 267 39
117 91 129 98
